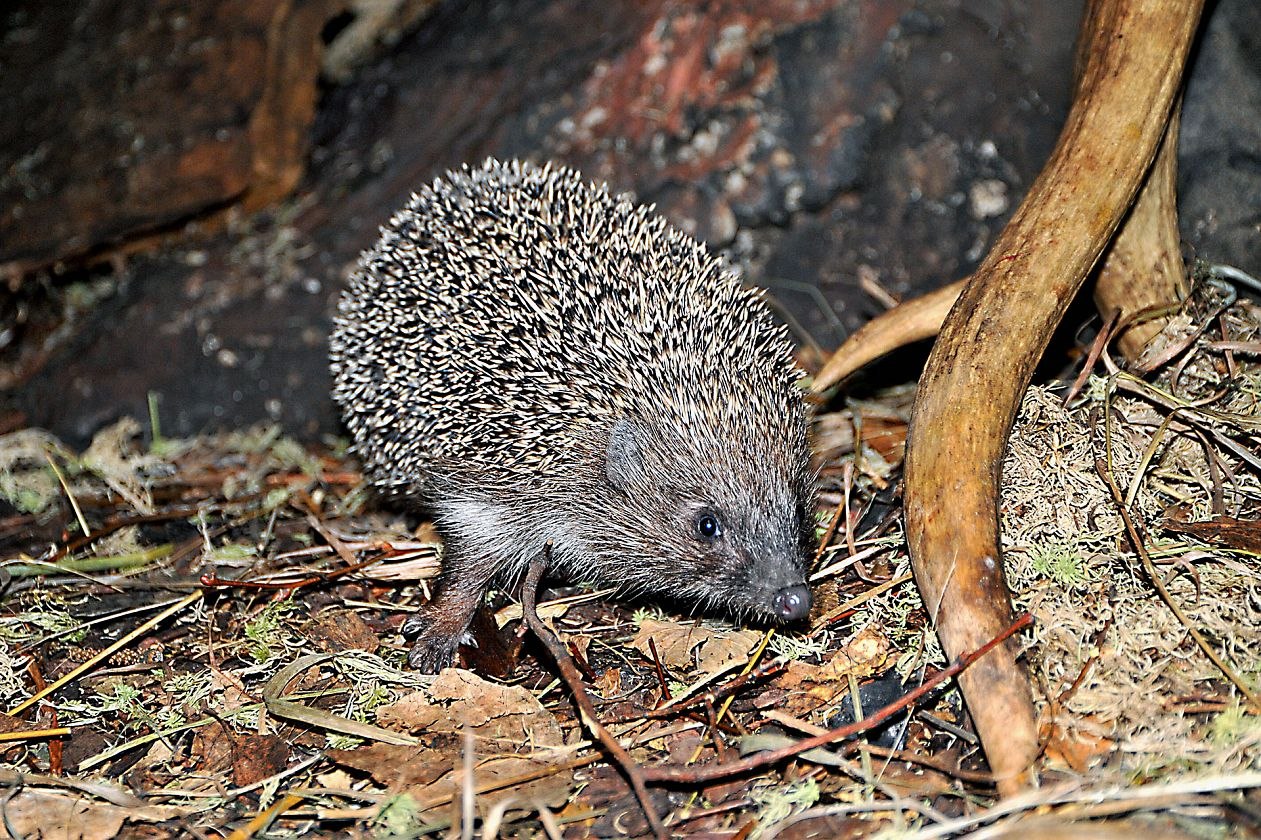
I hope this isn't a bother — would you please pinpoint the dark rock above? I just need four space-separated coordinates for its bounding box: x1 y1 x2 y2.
1180 0 1261 274
3 0 1258 445
0 0 341 272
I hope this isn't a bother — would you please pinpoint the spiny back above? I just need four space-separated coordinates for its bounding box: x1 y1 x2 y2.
330 158 805 494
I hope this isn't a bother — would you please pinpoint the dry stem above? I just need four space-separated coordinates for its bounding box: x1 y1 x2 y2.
521 550 667 839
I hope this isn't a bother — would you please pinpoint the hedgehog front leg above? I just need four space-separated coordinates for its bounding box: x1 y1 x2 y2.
401 543 497 672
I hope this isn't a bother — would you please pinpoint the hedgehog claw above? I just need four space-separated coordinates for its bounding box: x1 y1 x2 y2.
407 633 459 673
400 613 428 639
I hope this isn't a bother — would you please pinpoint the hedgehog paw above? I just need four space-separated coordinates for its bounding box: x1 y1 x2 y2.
407 633 460 673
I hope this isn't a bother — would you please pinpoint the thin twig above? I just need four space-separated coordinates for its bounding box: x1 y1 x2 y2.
1094 458 1261 711
899 772 1261 839
45 451 90 538
1063 307 1121 407
643 660 785 719
641 613 1034 784
521 549 666 839
811 573 913 631
225 793 304 840
856 743 998 785
304 512 358 566
0 727 71 742
812 494 848 571
761 711 996 783
681 625 778 777
646 637 671 705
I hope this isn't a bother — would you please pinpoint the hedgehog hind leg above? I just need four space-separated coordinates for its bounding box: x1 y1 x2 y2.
401 545 497 673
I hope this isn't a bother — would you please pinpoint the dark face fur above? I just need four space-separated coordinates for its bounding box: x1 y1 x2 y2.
593 417 815 623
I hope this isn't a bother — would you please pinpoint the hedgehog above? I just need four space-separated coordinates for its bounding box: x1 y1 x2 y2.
330 158 815 672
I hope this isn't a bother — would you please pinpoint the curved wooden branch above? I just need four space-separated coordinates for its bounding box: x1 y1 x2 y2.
814 28 1192 391
812 105 1187 392
903 0 1203 796
812 279 964 392
1093 105 1189 360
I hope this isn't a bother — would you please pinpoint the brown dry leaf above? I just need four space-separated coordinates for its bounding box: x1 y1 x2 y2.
768 627 893 709
327 743 451 788
864 416 909 466
493 596 577 627
870 760 955 798
593 667 622 698
191 721 288 787
815 625 892 682
304 609 380 653
191 721 235 776
567 632 592 663
630 619 706 668
367 668 575 815
121 740 178 789
696 628 762 673
1042 720 1115 773
771 661 847 709
0 789 188 840
426 668 564 735
373 689 444 734
630 618 760 674
773 813 869 839
1163 514 1261 553
231 732 290 786
315 768 356 790
209 666 254 713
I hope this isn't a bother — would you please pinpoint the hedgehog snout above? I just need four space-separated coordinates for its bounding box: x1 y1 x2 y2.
772 583 811 622
739 542 811 623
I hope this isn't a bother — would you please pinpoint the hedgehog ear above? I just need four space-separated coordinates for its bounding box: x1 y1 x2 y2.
605 417 644 492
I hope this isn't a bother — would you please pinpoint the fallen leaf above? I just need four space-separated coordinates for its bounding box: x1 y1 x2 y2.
816 625 892 682
1041 719 1115 772
493 597 577 627
304 609 380 653
373 690 444 735
315 767 356 790
427 668 565 737
630 619 707 669
629 618 760 675
593 667 622 698
696 628 762 673
328 743 451 788
0 789 188 840
210 667 254 713
364 668 575 815
231 732 290 786
191 721 235 776
1164 514 1261 553
764 627 894 713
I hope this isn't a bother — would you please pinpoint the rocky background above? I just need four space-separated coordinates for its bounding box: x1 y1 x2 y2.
2 0 1257 444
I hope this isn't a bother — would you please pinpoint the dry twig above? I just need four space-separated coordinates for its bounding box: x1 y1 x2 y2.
520 549 667 839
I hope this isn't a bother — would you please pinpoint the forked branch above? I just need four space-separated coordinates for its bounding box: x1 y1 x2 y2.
902 0 1204 795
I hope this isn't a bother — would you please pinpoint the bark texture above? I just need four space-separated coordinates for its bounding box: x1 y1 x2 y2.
902 0 1204 794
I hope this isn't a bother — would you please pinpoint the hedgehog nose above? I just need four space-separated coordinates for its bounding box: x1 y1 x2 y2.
773 584 811 622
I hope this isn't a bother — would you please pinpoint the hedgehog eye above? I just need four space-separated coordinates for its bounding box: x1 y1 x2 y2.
694 511 723 541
